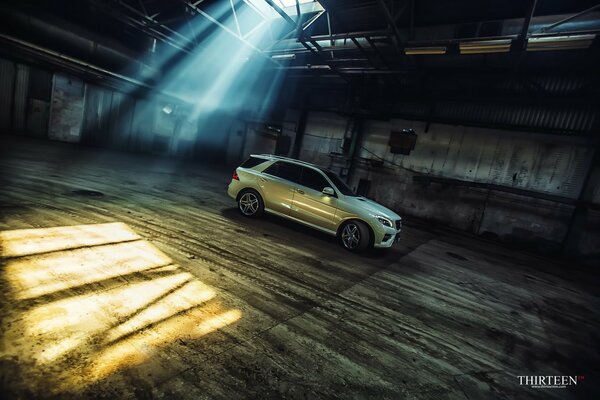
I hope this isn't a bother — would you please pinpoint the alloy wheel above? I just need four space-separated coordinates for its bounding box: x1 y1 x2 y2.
341 223 360 249
239 192 259 215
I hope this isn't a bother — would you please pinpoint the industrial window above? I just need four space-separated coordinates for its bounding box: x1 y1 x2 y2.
263 162 302 184
277 0 314 7
300 167 330 192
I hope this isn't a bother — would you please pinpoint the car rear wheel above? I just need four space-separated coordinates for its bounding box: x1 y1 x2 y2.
340 220 370 252
238 190 264 217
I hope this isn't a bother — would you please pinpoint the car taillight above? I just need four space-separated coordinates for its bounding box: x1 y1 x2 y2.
232 171 239 181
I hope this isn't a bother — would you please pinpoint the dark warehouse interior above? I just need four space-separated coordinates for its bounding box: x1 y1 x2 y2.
0 0 599 399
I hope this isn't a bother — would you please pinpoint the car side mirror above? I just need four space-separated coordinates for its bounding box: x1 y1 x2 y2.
322 187 335 196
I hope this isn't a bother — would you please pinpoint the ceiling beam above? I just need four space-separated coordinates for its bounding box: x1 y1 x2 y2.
377 0 402 51
262 3 326 52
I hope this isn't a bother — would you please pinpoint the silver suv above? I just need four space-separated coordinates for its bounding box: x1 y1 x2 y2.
228 155 401 252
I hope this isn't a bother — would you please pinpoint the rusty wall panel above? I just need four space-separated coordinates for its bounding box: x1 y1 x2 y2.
12 64 29 132
0 58 15 130
48 74 85 143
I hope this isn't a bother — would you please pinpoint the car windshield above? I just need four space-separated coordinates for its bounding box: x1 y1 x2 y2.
323 170 357 196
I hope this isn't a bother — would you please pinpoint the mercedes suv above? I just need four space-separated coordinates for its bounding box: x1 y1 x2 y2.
227 155 402 252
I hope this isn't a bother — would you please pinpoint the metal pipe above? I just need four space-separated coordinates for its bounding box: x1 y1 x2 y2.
0 33 159 93
540 3 600 32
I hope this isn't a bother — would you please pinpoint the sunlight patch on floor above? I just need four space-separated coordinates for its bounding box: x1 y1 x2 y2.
0 222 241 394
5 239 173 300
0 222 140 257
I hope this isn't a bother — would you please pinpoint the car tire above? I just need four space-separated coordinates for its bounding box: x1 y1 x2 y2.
237 189 264 217
339 220 370 252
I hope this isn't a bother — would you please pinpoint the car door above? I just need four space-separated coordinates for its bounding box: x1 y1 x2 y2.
290 167 338 231
258 161 302 215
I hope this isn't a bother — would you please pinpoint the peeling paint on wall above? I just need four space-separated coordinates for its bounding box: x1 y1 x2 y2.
359 119 593 199
48 74 85 143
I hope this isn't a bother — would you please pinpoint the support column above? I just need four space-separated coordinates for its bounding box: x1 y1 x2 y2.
563 148 600 259
346 115 365 188
291 108 308 159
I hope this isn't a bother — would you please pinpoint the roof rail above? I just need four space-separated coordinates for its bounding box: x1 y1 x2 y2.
250 154 320 168
250 154 322 168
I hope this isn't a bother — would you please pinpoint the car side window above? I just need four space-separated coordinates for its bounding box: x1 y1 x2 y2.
263 162 302 184
240 156 267 169
301 167 331 193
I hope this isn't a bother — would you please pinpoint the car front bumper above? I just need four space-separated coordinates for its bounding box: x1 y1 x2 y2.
373 231 400 248
373 224 401 248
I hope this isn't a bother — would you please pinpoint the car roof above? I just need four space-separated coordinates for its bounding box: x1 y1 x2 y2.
250 154 323 170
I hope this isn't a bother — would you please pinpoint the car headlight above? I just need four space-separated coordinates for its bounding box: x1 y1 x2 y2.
375 216 393 228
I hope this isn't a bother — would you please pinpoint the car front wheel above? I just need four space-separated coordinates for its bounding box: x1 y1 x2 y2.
238 189 264 217
340 220 370 252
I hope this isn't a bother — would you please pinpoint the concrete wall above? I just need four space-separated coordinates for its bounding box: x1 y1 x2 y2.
295 110 598 257
225 109 305 166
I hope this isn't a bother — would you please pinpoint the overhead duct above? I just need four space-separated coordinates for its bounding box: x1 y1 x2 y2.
0 8 161 82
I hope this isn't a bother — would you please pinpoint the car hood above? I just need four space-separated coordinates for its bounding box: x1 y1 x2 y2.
344 196 401 220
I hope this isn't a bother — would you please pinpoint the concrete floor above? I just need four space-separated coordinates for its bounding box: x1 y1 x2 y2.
0 136 598 400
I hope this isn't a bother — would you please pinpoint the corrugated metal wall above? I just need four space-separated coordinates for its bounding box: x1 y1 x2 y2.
0 59 15 130
434 101 597 134
386 73 599 135
0 56 204 158
12 64 29 132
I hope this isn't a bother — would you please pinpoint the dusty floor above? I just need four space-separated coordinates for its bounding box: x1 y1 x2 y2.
0 136 598 400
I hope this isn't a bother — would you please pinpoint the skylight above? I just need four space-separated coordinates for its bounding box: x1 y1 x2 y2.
276 0 314 8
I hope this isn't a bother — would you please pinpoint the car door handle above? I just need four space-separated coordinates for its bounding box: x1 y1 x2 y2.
296 189 305 195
